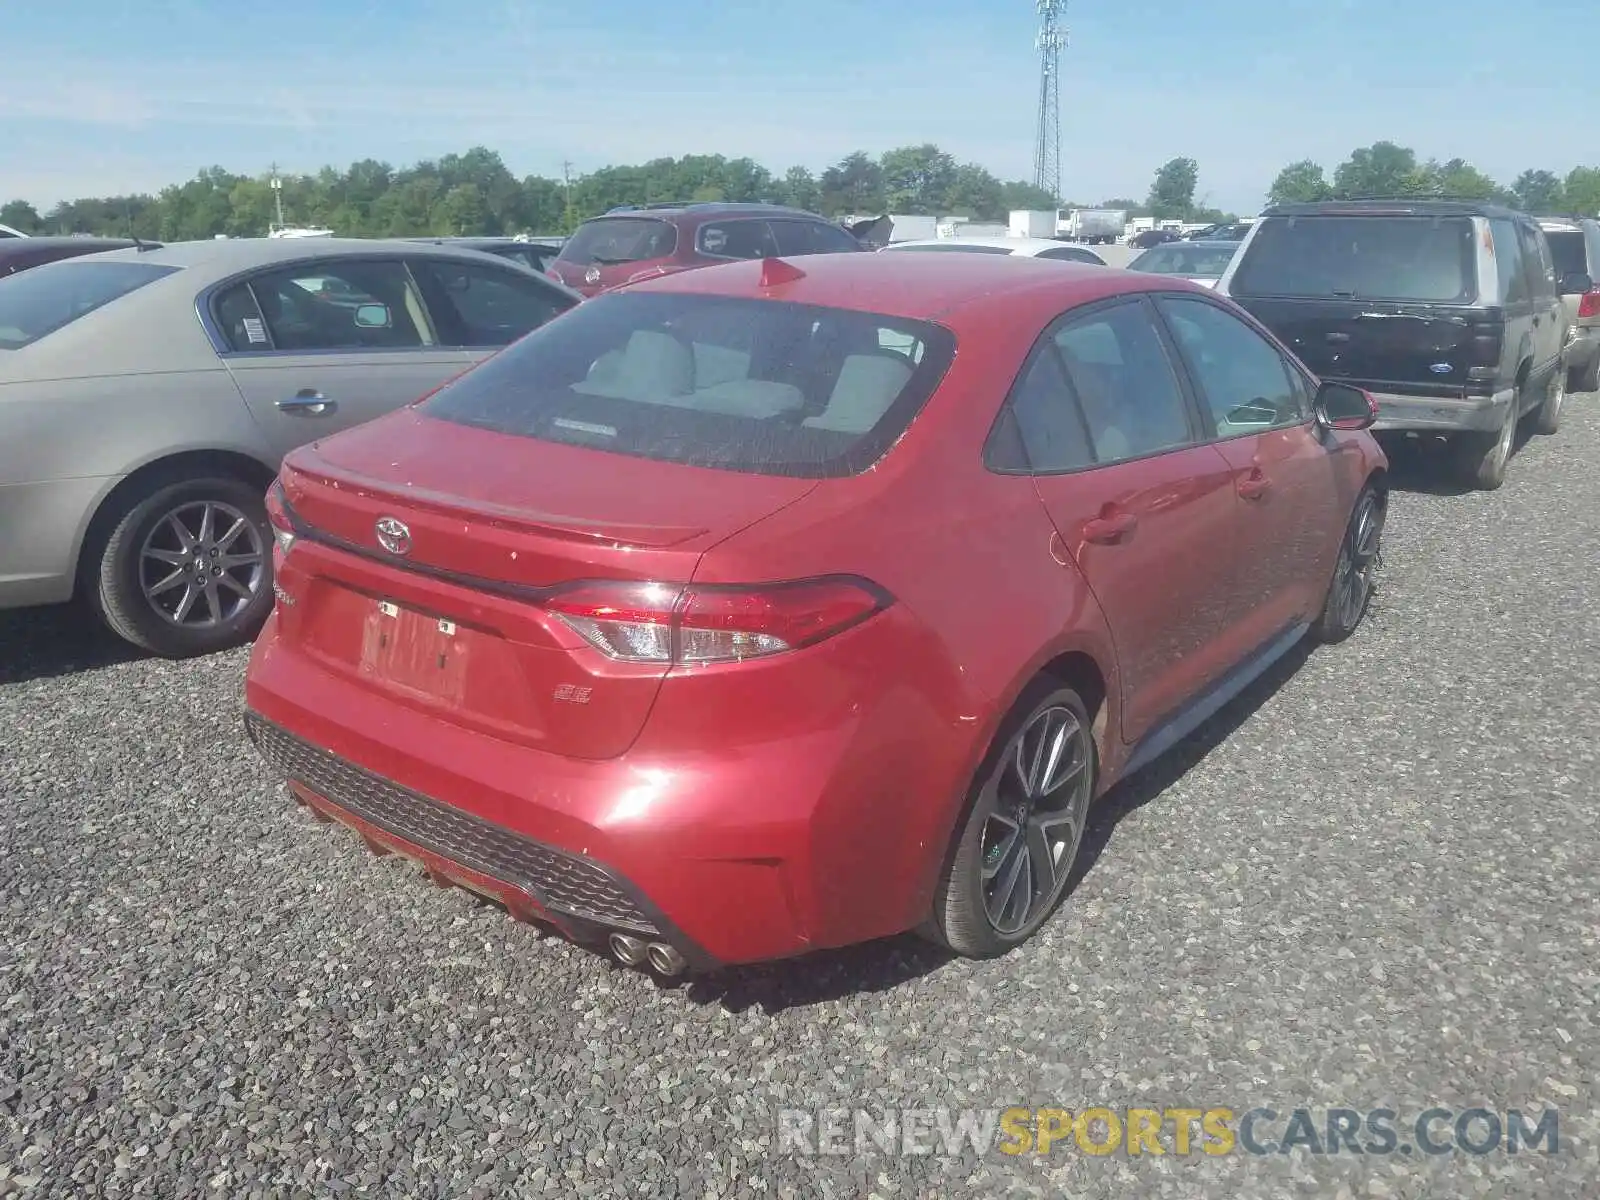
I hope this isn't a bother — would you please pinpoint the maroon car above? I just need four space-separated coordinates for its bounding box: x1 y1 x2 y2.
547 202 865 297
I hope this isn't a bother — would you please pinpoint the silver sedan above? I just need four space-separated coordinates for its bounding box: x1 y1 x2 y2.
0 237 580 657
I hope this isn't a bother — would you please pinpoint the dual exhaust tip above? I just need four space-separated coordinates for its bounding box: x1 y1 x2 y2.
609 932 687 977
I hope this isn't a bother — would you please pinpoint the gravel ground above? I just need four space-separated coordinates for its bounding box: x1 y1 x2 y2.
3 399 1598 1198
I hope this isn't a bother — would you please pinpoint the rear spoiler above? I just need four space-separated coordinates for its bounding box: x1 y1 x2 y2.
844 214 894 249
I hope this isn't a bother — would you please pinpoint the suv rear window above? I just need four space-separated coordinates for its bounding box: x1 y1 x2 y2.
556 218 677 267
0 260 179 350
1230 215 1477 303
1544 230 1587 280
420 291 955 478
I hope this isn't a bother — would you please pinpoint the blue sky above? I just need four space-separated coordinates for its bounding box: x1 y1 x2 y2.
1 0 1591 214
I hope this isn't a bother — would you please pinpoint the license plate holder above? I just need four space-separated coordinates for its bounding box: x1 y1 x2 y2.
359 599 470 705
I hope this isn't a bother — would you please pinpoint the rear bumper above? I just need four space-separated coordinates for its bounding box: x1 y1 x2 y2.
242 606 980 968
1566 328 1599 379
0 476 110 610
1368 387 1512 435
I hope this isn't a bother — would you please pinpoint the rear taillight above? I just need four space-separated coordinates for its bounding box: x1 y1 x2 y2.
545 577 891 665
1579 290 1600 319
265 479 295 557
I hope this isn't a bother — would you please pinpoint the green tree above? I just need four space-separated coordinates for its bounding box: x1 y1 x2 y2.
0 200 41 233
943 164 1004 219
1509 169 1565 214
1148 157 1199 220
819 152 886 215
999 180 1060 213
778 166 821 213
879 144 957 214
1266 160 1332 206
1416 157 1503 201
1332 141 1425 198
1565 166 1600 218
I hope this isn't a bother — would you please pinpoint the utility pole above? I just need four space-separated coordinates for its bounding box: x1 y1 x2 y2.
562 160 575 234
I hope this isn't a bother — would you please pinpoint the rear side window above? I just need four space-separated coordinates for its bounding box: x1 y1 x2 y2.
411 259 574 348
0 260 178 350
1230 215 1477 303
768 220 862 256
419 291 955 478
1490 219 1529 303
697 220 779 260
1544 231 1587 280
557 218 677 267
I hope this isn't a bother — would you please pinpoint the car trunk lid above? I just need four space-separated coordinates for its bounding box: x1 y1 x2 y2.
274 407 816 759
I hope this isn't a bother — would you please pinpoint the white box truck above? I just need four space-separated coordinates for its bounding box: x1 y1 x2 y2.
1066 209 1127 245
1008 210 1059 240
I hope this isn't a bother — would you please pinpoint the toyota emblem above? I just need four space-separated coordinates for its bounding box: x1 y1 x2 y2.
375 516 412 556
584 265 602 286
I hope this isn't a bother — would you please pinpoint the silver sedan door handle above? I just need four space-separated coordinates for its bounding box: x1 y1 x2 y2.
277 389 337 416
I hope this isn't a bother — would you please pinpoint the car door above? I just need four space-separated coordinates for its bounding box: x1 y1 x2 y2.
1006 296 1244 744
212 257 466 460
1153 293 1344 643
1516 221 1567 389
408 255 577 364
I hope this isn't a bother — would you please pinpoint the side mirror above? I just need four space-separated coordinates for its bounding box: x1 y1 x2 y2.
1314 381 1378 431
1559 272 1594 296
353 303 392 329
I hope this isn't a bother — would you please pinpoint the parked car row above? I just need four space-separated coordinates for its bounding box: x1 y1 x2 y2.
0 192 1588 978
1215 199 1597 489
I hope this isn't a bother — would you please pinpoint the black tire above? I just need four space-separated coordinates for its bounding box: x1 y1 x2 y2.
1311 483 1386 644
88 475 274 658
925 680 1096 959
1532 368 1564 436
1454 392 1518 491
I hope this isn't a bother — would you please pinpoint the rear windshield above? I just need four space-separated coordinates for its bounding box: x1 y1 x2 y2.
556 218 677 267
1230 215 1477 303
420 291 956 478
1544 230 1587 280
1131 243 1238 276
0 260 179 350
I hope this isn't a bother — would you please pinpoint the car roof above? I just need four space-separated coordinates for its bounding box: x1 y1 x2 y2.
1536 217 1595 232
885 236 1082 255
582 204 832 228
617 250 1192 323
59 237 530 286
1262 198 1522 219
0 236 145 257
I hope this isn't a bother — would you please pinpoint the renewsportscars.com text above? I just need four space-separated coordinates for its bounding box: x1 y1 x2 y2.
776 1105 1560 1158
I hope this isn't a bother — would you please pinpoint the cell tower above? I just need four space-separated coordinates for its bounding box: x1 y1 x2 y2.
1032 0 1068 202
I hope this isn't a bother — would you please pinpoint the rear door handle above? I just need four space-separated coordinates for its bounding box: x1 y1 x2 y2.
1083 511 1138 544
1237 469 1271 500
277 389 337 416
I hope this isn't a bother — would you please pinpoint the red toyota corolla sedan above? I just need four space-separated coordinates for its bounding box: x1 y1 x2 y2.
244 252 1388 975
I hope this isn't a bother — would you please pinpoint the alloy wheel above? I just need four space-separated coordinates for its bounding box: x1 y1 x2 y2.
138 500 267 628
1330 490 1384 631
979 704 1092 936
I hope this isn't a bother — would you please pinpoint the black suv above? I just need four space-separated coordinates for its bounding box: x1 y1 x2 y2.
1217 199 1572 489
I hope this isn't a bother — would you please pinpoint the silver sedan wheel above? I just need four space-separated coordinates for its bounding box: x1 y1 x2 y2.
138 500 267 628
